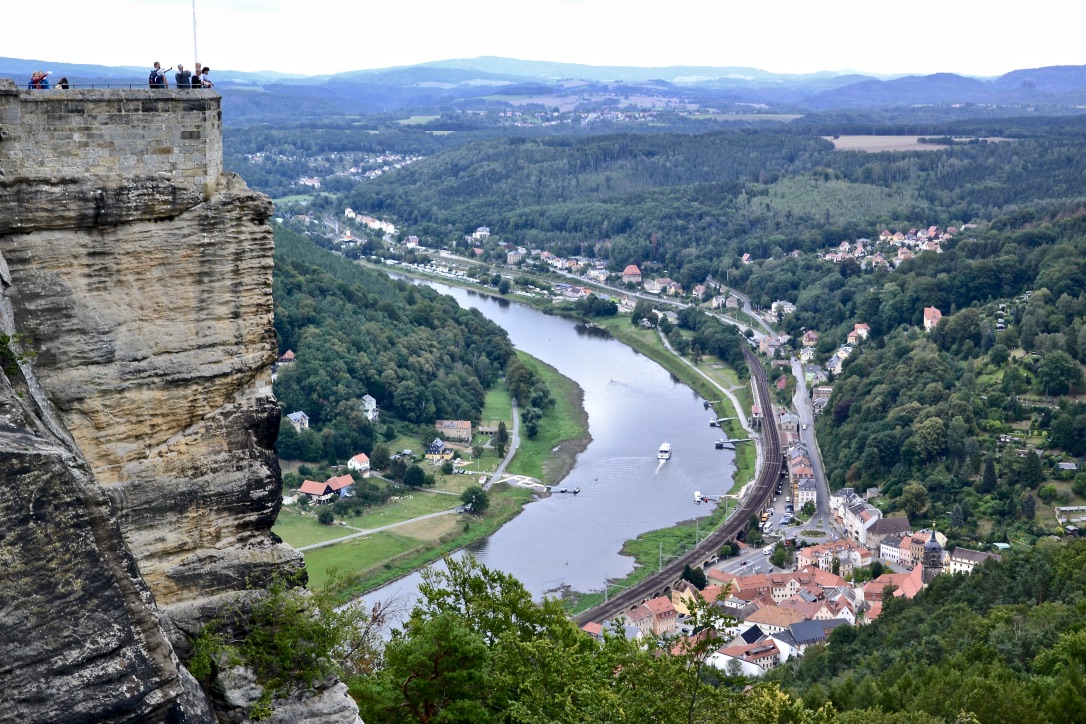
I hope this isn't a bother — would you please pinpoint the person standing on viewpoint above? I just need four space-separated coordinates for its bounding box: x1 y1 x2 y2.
175 65 191 89
191 63 203 88
149 61 171 89
199 67 213 88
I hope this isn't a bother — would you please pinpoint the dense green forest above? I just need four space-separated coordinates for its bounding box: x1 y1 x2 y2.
273 226 514 461
770 539 1086 723
794 199 1086 542
338 119 1086 278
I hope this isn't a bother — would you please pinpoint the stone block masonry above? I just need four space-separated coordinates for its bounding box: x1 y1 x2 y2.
0 78 222 193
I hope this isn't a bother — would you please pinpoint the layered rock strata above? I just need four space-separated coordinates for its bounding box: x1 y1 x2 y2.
0 79 353 722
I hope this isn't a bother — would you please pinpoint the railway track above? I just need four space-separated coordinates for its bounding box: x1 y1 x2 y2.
574 347 782 625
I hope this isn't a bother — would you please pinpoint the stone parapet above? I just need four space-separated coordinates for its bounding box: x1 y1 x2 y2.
0 78 222 194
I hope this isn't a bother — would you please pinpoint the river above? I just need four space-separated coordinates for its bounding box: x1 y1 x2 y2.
362 277 736 610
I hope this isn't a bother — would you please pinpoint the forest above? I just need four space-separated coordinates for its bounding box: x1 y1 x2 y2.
272 225 514 462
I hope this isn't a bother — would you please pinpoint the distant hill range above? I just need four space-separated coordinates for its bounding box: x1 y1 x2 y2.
4 55 1086 121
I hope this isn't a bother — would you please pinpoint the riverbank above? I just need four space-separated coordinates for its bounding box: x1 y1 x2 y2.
505 351 592 485
360 263 757 607
564 498 736 613
279 343 589 601
593 316 755 493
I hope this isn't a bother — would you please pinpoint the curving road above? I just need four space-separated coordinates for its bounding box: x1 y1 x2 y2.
485 400 519 490
574 347 782 625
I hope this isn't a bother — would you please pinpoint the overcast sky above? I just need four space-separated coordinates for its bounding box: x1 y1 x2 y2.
7 0 1082 78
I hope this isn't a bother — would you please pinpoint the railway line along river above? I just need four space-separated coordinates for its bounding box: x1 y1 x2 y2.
362 277 739 608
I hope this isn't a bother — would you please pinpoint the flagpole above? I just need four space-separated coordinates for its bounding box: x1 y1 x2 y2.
192 0 199 66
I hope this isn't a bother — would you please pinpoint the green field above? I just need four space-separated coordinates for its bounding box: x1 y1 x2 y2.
505 351 590 484
481 385 513 427
273 507 361 548
273 194 315 204
273 491 459 549
396 115 439 125
305 484 536 599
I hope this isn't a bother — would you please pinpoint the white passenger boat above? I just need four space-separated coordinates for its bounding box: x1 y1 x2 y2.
658 442 672 460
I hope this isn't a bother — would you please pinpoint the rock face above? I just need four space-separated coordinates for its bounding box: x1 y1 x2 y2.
0 79 352 722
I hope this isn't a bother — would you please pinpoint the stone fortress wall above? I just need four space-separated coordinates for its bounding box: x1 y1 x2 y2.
0 81 222 190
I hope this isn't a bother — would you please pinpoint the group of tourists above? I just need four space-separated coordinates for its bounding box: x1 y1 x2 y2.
148 61 213 89
26 71 69 89
26 62 213 90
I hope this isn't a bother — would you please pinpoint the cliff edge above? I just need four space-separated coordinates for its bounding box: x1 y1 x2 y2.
0 79 354 722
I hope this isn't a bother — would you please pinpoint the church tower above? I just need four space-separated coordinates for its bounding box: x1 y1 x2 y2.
921 531 944 584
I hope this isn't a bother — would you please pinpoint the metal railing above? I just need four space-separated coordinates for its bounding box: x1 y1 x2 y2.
22 84 210 90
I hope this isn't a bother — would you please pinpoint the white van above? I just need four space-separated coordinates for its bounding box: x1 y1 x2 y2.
762 545 775 555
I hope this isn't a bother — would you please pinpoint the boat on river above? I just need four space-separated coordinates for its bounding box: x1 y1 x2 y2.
658 442 672 460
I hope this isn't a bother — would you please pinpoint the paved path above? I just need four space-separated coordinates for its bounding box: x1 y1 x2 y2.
486 401 519 489
296 508 460 552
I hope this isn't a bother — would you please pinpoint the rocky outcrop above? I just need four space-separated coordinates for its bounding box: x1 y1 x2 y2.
0 81 355 722
0 253 214 722
2 172 303 618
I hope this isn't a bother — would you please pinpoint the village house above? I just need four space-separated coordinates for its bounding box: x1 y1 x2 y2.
864 516 912 552
847 323 871 345
801 330 819 347
796 538 870 578
924 306 943 331
622 604 655 637
581 620 644 643
947 547 1002 575
587 267 609 282
435 420 473 443
879 536 902 564
506 249 524 264
361 394 379 422
299 474 354 505
621 264 642 284
796 480 818 508
743 606 806 634
645 596 679 636
741 253 752 265
771 300 796 321
347 453 370 474
472 226 491 240
715 640 782 673
285 411 309 432
787 619 851 653
277 349 296 366
425 438 454 464
299 479 335 505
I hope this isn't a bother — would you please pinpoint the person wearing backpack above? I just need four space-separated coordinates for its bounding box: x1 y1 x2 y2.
148 61 171 89
175 65 192 89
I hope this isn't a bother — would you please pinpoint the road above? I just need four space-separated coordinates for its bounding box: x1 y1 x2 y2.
790 357 832 527
296 508 460 552
485 400 519 490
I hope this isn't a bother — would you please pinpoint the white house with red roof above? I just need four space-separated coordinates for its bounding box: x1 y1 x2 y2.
347 453 370 474
621 264 642 284
924 306 943 331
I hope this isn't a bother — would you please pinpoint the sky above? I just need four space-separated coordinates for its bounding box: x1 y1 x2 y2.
6 0 1083 78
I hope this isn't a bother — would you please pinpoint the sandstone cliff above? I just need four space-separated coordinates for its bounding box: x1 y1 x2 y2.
0 79 356 722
